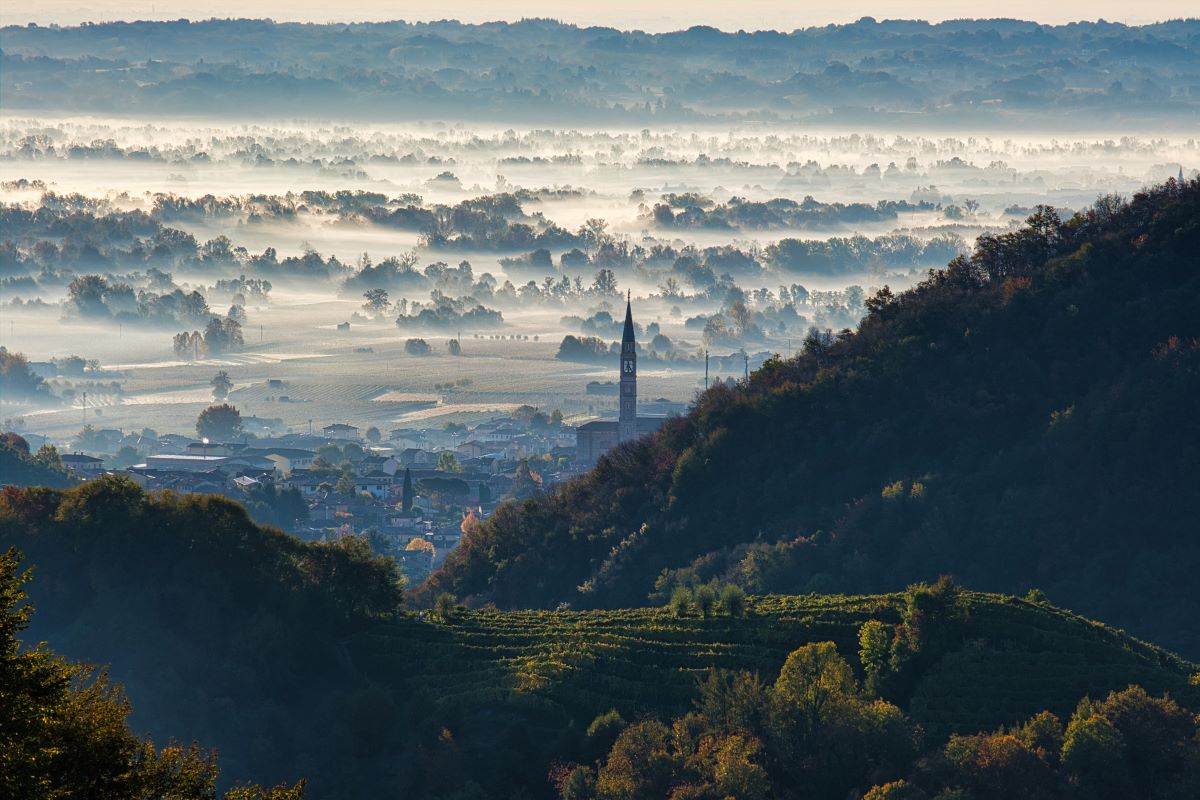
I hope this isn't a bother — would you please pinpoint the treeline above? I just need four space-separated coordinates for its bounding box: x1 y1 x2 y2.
418 178 1200 661
646 194 937 231
1 194 961 334
172 316 245 359
6 477 1199 799
568 661 1200 800
4 19 1198 123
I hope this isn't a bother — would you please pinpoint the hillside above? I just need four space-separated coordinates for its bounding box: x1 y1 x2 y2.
418 178 1200 660
3 480 1199 798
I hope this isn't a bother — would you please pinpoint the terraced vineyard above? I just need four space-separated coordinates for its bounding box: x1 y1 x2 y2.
350 592 1199 744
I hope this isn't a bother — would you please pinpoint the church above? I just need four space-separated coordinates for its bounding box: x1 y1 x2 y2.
574 295 667 464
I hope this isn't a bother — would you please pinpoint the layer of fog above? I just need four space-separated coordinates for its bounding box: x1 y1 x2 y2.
3 117 1194 442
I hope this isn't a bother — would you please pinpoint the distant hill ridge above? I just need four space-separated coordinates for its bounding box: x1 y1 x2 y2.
3 18 1199 124
419 177 1200 660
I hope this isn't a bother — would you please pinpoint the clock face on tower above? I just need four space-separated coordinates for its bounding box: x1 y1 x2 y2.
623 360 634 373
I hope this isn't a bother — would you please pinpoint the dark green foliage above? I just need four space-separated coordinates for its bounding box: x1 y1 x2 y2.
719 584 746 617
584 709 626 763
693 584 717 618
236 482 309 531
196 402 243 440
0 435 74 488
0 546 304 800
669 586 692 617
4 478 1199 799
556 335 611 362
0 478 400 797
575 642 1200 800
421 179 1200 660
405 338 432 356
909 685 1200 800
0 347 52 402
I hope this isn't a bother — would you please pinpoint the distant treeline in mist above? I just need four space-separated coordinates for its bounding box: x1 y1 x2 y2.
2 18 1199 124
1 190 964 285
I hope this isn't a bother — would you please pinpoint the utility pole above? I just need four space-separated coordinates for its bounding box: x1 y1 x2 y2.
743 351 749 381
704 349 709 390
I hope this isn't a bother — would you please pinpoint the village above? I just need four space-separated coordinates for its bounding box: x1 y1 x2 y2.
4 301 689 583
42 408 602 583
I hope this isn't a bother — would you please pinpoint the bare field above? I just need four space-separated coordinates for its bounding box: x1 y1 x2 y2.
1 289 706 439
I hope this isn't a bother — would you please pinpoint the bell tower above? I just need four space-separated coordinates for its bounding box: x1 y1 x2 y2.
618 291 637 444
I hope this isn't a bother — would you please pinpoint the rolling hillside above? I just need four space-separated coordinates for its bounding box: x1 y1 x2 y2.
373 593 1199 741
418 178 1200 660
3 480 1198 797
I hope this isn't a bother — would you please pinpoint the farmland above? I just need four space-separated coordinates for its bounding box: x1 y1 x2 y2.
5 294 708 438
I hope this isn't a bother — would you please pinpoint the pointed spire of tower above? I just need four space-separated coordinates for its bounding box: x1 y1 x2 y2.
622 290 635 343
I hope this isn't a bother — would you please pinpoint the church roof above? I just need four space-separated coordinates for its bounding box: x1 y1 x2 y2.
622 293 635 343
576 420 618 432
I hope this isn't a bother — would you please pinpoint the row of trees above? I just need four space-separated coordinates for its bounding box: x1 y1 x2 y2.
172 316 244 359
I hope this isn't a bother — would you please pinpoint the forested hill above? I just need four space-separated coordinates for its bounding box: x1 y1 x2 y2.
3 480 1199 798
418 177 1200 658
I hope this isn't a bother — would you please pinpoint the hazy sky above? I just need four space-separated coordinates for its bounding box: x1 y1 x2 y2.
5 1 1197 30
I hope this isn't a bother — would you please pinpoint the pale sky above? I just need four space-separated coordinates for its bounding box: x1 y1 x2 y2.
4 0 1197 30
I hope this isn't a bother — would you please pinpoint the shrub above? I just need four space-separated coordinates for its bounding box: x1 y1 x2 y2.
405 338 431 356
433 592 458 621
720 584 747 617
669 586 692 617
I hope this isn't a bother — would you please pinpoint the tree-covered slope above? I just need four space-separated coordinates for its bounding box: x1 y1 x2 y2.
0 436 76 488
418 178 1200 659
0 546 303 800
4 480 1198 798
0 478 404 798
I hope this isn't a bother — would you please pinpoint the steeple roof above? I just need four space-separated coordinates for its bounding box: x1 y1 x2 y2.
622 291 635 343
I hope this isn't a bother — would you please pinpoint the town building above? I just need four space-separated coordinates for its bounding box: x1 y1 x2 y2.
322 423 360 440
60 453 105 477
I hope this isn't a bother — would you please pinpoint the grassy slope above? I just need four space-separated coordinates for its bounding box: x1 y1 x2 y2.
362 593 1199 745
